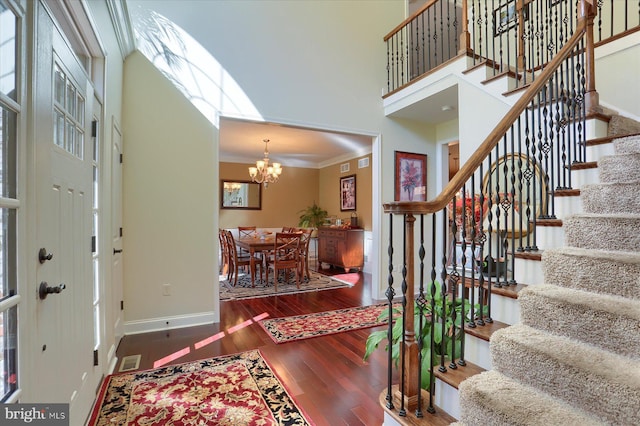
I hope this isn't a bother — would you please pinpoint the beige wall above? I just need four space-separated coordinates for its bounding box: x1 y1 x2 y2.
122 52 217 328
219 162 319 229
220 154 372 230
319 155 372 230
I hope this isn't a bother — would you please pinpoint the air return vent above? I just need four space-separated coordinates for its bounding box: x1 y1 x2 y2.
358 157 369 168
340 163 350 173
118 354 141 372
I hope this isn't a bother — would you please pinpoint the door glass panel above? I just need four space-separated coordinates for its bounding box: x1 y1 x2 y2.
0 208 16 300
76 128 84 158
66 118 74 152
0 305 18 401
54 64 65 106
66 82 76 118
52 63 84 158
76 95 84 125
54 108 64 147
0 3 17 101
0 106 17 199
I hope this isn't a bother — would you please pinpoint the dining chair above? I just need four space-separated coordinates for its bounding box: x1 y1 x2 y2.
265 232 301 291
237 226 257 256
218 228 230 277
224 230 263 287
294 228 313 281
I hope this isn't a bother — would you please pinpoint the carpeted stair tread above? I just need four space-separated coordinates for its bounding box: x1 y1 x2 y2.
458 370 601 426
581 182 640 214
490 324 640 424
599 153 640 182
519 284 640 359
542 247 640 300
613 135 640 154
563 213 640 252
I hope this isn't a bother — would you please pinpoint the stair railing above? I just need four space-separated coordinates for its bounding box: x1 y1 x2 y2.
379 8 592 420
385 1 639 96
384 0 470 94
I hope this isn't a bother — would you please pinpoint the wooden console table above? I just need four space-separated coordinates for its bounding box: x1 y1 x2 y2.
317 227 364 272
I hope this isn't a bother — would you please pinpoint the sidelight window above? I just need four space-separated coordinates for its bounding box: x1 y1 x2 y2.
0 0 19 403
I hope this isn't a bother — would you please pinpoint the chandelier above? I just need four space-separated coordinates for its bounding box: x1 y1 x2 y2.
248 139 283 187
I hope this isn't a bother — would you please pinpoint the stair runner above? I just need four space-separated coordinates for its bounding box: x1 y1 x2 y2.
456 135 640 425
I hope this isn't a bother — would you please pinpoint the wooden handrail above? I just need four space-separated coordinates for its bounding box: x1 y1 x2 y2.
383 0 440 42
383 17 588 216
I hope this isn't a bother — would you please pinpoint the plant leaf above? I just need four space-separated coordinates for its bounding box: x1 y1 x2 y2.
363 330 388 361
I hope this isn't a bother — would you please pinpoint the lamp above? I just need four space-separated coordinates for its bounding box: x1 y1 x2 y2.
248 139 283 187
223 182 242 194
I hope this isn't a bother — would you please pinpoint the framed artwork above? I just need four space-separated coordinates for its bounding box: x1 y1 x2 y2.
340 175 356 211
493 0 529 36
394 151 427 202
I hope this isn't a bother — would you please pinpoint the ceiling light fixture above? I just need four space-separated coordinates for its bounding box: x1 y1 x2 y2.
248 139 283 188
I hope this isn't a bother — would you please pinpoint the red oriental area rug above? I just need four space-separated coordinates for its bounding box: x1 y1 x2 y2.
260 303 397 344
88 350 312 425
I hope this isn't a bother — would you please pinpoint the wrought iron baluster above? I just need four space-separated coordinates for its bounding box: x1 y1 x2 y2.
439 209 448 373
415 214 426 418
385 213 395 410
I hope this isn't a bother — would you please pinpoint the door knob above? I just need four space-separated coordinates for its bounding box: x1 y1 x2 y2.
39 248 53 264
39 282 66 300
113 248 123 254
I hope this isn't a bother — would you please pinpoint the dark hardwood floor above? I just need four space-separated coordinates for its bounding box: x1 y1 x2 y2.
115 268 393 425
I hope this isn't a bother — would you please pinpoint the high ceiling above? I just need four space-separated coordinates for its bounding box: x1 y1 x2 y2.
126 1 458 169
218 117 374 169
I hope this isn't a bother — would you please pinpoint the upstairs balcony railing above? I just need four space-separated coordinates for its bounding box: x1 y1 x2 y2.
375 0 627 421
384 0 640 95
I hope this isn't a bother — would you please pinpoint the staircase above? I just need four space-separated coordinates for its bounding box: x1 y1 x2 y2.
378 1 640 424
455 134 640 425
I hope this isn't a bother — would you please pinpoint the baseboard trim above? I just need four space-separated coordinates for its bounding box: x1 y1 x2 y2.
123 311 216 335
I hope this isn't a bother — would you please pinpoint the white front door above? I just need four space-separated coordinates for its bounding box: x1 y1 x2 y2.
33 5 97 423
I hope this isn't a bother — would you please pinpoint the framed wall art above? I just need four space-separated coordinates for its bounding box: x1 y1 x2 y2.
340 175 356 211
493 0 529 36
394 151 427 202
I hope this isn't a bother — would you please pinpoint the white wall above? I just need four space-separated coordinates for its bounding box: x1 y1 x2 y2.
124 0 443 304
122 52 217 332
595 32 640 120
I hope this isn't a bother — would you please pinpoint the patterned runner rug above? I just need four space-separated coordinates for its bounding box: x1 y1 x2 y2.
220 270 351 301
260 303 395 344
88 350 311 425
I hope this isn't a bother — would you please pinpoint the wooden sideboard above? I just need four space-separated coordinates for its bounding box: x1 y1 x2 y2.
317 227 364 272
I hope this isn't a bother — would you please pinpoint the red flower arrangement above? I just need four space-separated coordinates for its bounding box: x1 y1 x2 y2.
448 193 483 240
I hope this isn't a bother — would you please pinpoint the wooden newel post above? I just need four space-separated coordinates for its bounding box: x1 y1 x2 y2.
581 0 602 113
395 213 421 409
459 0 471 54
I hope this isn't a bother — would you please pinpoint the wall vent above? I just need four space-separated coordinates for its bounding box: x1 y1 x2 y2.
118 354 141 372
358 157 369 168
340 163 350 173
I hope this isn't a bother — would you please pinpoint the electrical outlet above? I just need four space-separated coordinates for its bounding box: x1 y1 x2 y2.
162 283 171 296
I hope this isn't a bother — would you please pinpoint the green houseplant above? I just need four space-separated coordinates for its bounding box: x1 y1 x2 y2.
298 202 328 230
363 282 485 390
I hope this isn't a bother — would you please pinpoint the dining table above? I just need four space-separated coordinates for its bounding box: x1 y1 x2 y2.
235 235 275 287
